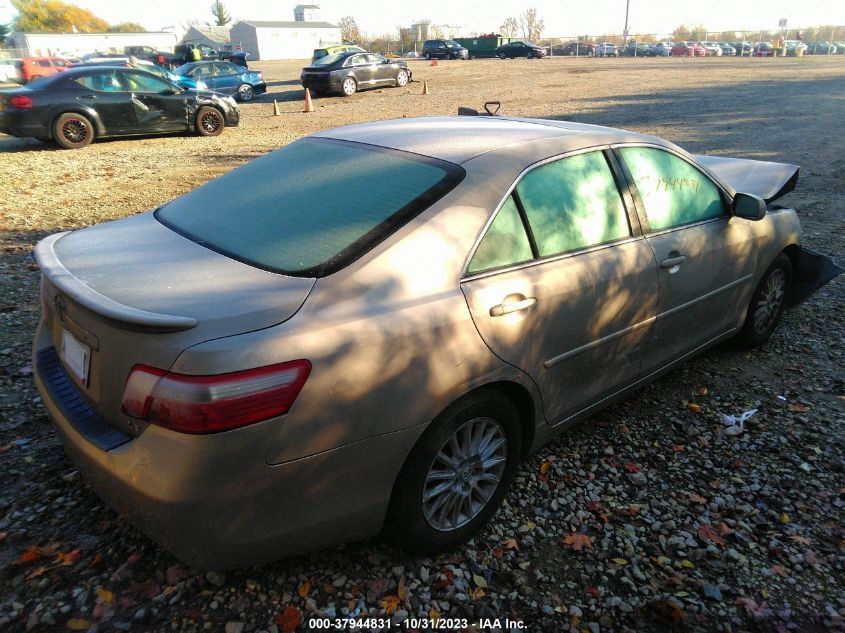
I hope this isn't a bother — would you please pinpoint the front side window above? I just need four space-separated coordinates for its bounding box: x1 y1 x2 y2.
516 151 631 257
467 196 533 274
619 146 725 231
156 138 465 276
122 71 172 93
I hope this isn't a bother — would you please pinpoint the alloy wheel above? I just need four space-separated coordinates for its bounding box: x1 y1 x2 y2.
62 118 89 144
422 417 507 531
753 268 786 334
200 110 222 133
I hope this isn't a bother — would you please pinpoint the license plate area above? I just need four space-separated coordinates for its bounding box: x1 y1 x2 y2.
60 328 91 386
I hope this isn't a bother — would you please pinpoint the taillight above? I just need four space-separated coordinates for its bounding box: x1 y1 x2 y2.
158 55 166 64
121 361 311 434
10 95 33 109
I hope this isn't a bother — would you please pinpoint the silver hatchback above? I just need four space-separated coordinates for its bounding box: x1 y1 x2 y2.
33 116 840 569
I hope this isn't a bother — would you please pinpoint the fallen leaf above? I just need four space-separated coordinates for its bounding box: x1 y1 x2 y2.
275 606 302 633
472 574 487 588
562 533 593 551
709 479 721 489
612 557 628 566
380 595 400 615
66 619 92 630
26 565 49 580
429 608 441 621
585 586 601 598
470 586 485 600
502 538 519 550
95 588 114 603
680 559 695 568
698 524 727 546
0 532 7 542
297 579 311 598
687 402 701 413
671 444 685 453
790 535 811 545
539 461 551 474
787 403 808 412
698 387 708 396
58 549 82 566
623 462 641 473
803 550 819 567
18 545 41 564
688 493 707 504
770 564 789 577
779 513 789 525
492 547 503 559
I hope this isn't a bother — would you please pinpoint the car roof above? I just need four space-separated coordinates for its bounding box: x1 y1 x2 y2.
314 116 668 164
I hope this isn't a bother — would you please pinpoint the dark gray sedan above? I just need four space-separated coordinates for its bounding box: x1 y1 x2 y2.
300 51 411 96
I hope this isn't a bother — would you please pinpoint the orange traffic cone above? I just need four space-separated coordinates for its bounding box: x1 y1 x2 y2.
303 88 314 113
430 59 438 66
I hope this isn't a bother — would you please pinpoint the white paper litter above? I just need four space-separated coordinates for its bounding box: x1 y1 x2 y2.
722 409 758 435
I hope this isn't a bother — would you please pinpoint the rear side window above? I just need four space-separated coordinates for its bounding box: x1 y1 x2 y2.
516 151 631 257
619 147 725 230
36 59 51 67
467 196 533 274
156 138 465 277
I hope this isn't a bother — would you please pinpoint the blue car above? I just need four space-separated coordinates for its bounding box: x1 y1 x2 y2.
141 63 209 91
172 61 266 102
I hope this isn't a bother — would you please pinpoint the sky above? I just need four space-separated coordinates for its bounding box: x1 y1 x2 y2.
1 0 843 37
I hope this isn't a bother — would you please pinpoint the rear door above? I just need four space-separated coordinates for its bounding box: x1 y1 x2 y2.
209 62 240 94
461 149 659 424
120 70 188 131
71 70 136 134
615 145 757 372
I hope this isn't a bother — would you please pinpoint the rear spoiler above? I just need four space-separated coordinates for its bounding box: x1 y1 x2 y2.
34 232 198 332
694 155 799 204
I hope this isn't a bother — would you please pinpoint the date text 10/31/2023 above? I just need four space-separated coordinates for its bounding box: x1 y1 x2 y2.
307 617 527 630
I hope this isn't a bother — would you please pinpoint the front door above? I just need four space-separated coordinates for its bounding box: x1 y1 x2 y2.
348 54 374 85
615 145 757 372
120 71 189 132
461 149 659 424
367 54 394 83
207 62 240 95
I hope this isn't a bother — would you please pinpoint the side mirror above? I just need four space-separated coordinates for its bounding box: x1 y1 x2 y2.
732 192 767 220
167 86 182 94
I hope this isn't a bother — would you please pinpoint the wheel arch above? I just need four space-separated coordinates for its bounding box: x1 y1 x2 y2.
49 107 105 140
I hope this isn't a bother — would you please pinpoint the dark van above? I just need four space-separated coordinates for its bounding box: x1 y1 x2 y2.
422 40 469 60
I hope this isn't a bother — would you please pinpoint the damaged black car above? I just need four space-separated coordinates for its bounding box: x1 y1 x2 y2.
0 66 239 149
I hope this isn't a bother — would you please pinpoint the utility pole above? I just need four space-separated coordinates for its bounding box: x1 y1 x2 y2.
623 0 630 43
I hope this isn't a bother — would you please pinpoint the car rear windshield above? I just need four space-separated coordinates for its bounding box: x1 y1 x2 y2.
155 138 465 277
313 53 343 66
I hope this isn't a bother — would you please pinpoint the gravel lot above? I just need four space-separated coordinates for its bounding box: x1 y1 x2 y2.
1 57 844 633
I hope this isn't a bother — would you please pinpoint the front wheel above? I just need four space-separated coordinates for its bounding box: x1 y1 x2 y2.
424 52 431 60
195 106 224 136
237 84 255 101
735 253 792 348
527 51 534 59
341 76 357 96
395 69 409 87
53 112 94 149
498 52 506 59
385 390 522 554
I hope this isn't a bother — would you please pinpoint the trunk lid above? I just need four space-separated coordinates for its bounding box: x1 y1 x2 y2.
35 212 315 438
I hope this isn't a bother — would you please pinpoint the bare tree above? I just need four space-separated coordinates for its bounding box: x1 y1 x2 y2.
519 8 544 41
339 16 361 43
500 17 519 37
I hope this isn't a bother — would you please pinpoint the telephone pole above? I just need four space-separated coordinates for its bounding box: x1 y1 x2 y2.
623 0 630 43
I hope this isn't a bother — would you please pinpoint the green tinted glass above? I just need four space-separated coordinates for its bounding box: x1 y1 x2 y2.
468 196 533 273
620 147 725 230
516 151 630 257
157 139 462 276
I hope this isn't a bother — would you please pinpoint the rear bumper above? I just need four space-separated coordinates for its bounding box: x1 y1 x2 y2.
253 82 267 95
33 334 425 569
0 112 50 139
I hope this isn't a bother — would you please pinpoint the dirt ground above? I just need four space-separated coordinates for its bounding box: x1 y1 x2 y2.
0 57 844 632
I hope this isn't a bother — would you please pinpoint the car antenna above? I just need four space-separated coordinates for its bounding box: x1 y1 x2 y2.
457 101 502 117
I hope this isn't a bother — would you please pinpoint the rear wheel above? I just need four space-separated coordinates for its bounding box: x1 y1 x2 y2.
498 52 506 59
424 52 431 60
237 84 255 101
395 69 409 87
735 253 792 348
385 390 522 554
195 106 224 136
341 76 357 96
53 112 94 149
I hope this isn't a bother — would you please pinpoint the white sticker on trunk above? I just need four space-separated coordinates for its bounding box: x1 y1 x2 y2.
61 329 90 386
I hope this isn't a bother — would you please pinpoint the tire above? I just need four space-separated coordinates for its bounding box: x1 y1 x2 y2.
424 52 431 60
395 69 409 87
498 52 506 59
53 112 94 149
735 253 792 348
341 76 357 96
195 106 224 136
385 389 522 554
237 84 255 102
527 51 534 59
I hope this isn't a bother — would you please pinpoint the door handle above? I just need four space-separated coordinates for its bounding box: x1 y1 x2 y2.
489 296 536 317
79 94 97 99
660 255 687 268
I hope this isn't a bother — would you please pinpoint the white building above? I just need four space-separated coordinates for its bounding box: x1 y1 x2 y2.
180 26 232 52
229 20 340 60
6 31 179 57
